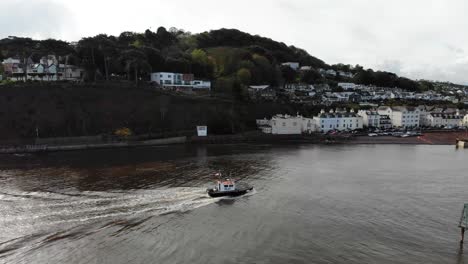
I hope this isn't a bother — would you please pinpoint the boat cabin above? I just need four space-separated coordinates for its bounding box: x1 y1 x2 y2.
217 179 236 192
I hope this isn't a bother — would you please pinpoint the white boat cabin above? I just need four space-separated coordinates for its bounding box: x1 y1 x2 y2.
217 179 236 192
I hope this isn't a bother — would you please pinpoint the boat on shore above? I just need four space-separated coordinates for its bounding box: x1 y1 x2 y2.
207 178 253 197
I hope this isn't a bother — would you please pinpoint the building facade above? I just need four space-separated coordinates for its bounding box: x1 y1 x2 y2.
358 110 380 128
151 72 210 90
313 109 363 133
377 106 420 128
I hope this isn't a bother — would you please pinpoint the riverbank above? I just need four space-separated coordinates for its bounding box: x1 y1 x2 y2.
0 131 465 154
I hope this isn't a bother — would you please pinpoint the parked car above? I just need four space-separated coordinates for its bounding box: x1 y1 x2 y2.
368 133 379 137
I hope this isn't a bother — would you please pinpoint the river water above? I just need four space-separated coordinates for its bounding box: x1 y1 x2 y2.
0 144 467 264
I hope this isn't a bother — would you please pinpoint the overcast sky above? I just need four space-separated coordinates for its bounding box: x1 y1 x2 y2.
3 0 468 84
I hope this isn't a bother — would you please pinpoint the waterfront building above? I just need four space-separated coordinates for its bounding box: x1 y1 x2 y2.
271 114 308 135
313 109 363 133
379 115 392 129
258 115 317 134
377 106 420 128
426 113 463 127
357 110 380 128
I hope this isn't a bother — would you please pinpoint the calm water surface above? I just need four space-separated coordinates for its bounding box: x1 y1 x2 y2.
0 144 467 264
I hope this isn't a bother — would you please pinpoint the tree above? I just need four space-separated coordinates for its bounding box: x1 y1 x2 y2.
191 49 209 65
301 69 321 84
280 65 296 83
237 68 251 85
119 49 151 86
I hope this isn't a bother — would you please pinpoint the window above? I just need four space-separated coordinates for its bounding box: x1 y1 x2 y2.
282 122 286 127
321 125 324 128
224 185 229 188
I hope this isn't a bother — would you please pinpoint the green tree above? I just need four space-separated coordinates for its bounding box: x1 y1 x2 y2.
119 49 151 86
191 49 209 65
301 69 321 84
237 68 251 85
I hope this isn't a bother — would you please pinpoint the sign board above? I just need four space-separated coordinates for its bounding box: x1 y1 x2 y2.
197 126 208 137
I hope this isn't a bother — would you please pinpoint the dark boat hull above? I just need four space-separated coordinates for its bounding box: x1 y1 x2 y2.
207 187 253 198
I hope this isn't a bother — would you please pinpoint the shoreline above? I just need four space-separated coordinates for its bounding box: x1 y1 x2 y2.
0 131 465 154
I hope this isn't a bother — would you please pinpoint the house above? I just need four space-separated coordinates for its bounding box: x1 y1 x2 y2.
281 62 300 71
150 72 210 90
379 115 392 129
325 69 337 76
151 72 193 86
338 83 357 90
258 114 317 134
338 71 354 78
300 66 312 71
377 106 420 128
61 65 85 81
270 114 306 135
249 85 277 101
313 109 363 132
463 114 468 126
2 58 24 79
192 80 211 90
426 113 463 127
358 110 380 128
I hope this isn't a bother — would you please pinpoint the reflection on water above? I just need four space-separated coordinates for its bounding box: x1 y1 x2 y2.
0 144 467 264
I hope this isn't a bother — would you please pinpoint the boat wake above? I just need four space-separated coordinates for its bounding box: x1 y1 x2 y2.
0 187 216 258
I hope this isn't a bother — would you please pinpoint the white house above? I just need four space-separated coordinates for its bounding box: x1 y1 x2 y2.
271 114 305 135
358 110 380 128
426 113 463 127
338 83 357 90
151 72 210 90
281 62 300 71
463 115 468 127
377 106 420 128
262 114 317 134
313 109 363 133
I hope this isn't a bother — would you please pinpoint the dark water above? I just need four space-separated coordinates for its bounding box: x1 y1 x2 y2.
0 144 467 264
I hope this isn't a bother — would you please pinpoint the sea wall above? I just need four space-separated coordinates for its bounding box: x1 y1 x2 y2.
0 136 187 154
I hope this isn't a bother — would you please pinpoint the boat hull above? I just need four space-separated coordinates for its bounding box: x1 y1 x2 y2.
207 187 253 198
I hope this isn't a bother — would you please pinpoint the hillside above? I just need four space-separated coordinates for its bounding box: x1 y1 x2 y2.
0 27 436 93
0 82 315 141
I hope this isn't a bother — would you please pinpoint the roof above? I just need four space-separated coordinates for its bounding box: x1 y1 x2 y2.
249 85 270 90
317 113 359 118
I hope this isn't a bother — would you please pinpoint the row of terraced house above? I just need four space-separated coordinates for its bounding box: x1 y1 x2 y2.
257 105 468 135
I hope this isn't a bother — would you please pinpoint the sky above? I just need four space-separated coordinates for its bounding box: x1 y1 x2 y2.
2 0 468 84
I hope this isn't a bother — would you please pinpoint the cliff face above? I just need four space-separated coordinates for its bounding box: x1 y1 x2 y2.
0 82 296 142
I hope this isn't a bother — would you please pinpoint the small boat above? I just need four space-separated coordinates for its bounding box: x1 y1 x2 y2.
207 178 253 198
